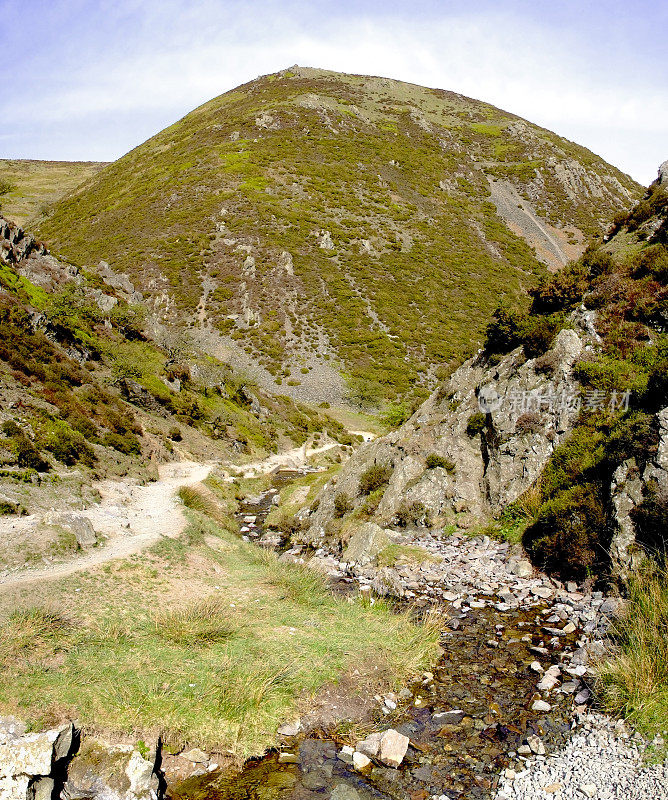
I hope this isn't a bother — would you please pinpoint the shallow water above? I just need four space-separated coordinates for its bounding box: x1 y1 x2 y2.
176 472 584 799
170 597 579 800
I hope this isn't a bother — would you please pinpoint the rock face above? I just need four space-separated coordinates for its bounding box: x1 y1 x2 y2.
342 523 395 565
0 722 161 800
609 406 668 579
0 217 48 266
657 159 668 186
43 512 99 549
63 738 160 800
305 325 586 543
0 722 75 800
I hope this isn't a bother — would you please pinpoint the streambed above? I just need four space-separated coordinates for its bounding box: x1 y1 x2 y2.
171 476 592 800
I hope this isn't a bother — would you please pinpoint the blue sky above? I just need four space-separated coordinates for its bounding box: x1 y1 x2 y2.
1 0 666 184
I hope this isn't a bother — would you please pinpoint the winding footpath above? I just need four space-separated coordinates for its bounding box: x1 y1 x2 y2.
0 436 352 594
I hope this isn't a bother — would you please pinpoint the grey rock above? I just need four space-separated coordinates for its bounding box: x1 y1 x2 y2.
44 512 98 548
63 737 159 800
609 460 645 581
356 732 382 759
343 523 392 566
330 785 361 800
277 720 301 737
378 729 409 768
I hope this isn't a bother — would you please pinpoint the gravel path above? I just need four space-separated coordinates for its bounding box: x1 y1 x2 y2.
0 460 212 593
494 713 668 800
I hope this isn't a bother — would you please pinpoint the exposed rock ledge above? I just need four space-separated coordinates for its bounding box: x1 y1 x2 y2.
305 324 587 540
0 720 161 800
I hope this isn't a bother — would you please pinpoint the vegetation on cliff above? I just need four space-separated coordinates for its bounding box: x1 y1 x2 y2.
484 178 668 579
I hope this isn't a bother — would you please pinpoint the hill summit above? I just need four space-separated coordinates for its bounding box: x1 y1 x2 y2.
37 66 641 404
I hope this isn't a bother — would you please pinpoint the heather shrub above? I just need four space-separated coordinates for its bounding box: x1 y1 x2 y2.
359 463 392 495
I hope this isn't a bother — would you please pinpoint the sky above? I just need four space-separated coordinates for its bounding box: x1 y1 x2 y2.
1 0 666 185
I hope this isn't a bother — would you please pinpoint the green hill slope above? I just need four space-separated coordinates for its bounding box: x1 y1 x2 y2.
0 159 107 227
37 66 642 402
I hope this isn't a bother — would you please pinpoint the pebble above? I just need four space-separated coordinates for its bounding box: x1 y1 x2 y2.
495 714 668 800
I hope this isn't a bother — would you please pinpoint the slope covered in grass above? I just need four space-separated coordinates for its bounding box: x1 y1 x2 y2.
37 67 641 402
0 159 106 227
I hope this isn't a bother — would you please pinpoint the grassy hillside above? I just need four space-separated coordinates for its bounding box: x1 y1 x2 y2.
0 159 106 227
0 215 350 525
36 66 642 403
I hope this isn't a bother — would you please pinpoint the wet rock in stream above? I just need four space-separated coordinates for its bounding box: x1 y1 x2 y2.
190 476 621 800
167 594 605 800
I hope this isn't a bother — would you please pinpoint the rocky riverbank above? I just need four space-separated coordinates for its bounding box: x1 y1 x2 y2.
494 713 668 800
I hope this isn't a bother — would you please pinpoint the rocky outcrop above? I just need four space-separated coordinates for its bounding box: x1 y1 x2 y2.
0 721 75 800
0 217 48 266
62 738 161 800
305 326 586 544
657 160 668 186
0 721 161 800
609 461 645 581
43 512 99 549
609 406 668 580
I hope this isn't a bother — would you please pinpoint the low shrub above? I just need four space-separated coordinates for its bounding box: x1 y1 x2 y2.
466 412 486 438
425 453 455 472
12 435 50 471
394 501 428 528
0 500 19 515
359 462 392 495
168 426 182 441
45 427 96 467
102 431 142 456
523 483 608 579
333 492 353 518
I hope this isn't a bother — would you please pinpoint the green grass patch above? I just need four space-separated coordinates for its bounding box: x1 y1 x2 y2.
0 499 439 757
598 563 668 746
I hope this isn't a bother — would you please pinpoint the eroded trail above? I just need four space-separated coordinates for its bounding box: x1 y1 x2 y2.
0 437 349 594
0 461 213 593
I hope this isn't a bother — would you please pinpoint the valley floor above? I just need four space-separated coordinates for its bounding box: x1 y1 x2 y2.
0 442 666 799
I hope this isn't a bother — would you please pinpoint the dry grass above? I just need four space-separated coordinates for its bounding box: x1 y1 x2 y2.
598 561 668 738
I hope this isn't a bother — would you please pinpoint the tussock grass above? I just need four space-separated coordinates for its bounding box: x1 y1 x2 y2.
178 485 218 515
0 607 73 664
0 494 440 757
598 562 668 738
154 596 242 646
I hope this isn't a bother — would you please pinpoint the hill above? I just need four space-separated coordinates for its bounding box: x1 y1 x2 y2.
0 213 350 555
35 66 642 404
299 161 667 584
0 159 107 227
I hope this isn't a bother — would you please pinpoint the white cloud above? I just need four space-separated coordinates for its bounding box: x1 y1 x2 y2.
2 2 666 184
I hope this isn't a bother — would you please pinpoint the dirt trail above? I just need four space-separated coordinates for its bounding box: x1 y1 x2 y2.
0 436 365 594
237 438 345 477
0 461 213 593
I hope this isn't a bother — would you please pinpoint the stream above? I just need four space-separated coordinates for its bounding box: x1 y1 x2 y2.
169 473 587 800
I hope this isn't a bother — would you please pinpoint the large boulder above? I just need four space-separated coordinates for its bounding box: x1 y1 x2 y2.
0 722 75 800
44 512 98 548
342 523 394 566
63 738 160 800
